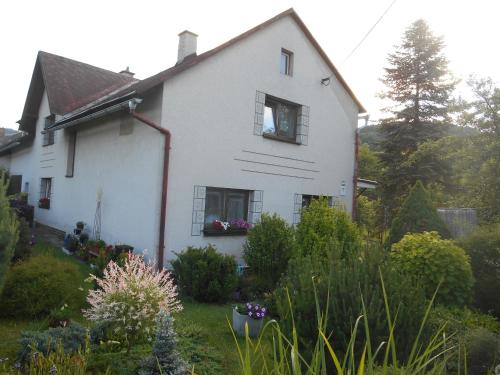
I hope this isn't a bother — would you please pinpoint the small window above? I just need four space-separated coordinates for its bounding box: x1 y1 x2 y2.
204 187 250 235
39 178 52 209
43 115 55 146
280 49 293 75
263 96 298 142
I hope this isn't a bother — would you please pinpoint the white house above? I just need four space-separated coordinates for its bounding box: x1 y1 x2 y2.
0 9 365 268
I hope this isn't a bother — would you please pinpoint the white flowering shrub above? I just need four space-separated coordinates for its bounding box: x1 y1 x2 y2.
83 252 182 349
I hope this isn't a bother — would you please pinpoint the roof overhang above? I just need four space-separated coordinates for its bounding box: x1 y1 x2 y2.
357 178 378 189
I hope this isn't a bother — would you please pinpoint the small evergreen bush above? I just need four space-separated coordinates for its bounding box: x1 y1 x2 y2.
243 213 295 293
139 312 187 375
0 254 85 318
388 181 449 244
461 222 500 317
390 231 473 306
295 198 361 258
172 245 238 303
17 323 88 366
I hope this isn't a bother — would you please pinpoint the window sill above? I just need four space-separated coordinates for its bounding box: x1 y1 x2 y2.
203 228 248 237
38 205 50 210
262 133 300 145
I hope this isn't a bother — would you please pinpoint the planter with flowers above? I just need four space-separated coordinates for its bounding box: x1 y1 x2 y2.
204 218 251 236
232 302 266 337
38 197 50 209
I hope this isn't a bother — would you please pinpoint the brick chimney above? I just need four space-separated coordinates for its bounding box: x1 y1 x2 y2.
177 30 198 64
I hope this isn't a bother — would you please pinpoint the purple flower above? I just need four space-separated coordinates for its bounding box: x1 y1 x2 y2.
248 311 253 317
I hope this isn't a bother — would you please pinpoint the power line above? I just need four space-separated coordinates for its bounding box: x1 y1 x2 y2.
341 0 399 65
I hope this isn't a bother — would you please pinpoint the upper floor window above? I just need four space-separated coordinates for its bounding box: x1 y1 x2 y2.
43 114 55 146
263 96 298 143
204 187 250 235
280 49 293 76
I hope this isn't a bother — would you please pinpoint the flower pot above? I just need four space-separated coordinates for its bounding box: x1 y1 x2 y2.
232 308 263 338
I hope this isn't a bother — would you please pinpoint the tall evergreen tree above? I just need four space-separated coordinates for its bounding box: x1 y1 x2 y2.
379 19 456 213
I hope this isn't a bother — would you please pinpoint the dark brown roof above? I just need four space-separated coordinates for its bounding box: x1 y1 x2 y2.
18 51 136 133
100 8 365 113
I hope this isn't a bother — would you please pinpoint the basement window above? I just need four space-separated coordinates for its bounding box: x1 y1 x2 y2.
280 49 293 76
43 114 55 146
203 187 250 236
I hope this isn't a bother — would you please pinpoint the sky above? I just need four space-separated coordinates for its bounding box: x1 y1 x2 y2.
1 0 498 129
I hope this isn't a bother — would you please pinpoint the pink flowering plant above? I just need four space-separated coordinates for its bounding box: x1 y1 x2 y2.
83 252 182 350
235 302 267 320
229 218 251 229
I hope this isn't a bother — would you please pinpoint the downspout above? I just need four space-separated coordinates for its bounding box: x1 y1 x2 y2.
128 99 171 270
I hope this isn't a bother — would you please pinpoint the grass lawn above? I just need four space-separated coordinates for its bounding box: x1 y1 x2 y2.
0 243 266 374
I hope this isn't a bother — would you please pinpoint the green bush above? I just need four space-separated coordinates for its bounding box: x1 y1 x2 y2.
0 172 19 291
11 218 32 263
295 198 361 258
172 245 238 303
276 242 428 360
390 231 473 306
0 254 86 318
17 323 88 366
429 306 500 375
243 213 295 293
388 181 449 244
461 222 500 318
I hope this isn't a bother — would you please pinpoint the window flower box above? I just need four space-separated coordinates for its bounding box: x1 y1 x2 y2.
38 197 50 209
203 219 250 236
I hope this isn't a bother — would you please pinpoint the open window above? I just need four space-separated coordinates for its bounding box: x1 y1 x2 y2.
203 187 250 236
263 96 299 143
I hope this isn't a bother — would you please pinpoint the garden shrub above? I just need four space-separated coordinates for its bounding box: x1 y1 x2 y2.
172 245 238 303
243 213 295 293
11 218 31 263
295 198 361 258
0 254 85 318
429 306 500 375
390 231 473 306
84 253 181 351
276 241 428 360
461 222 500 317
388 181 449 244
17 323 88 366
139 311 187 375
0 172 19 291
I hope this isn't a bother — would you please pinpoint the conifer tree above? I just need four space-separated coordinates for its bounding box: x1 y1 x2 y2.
388 181 449 245
0 172 19 290
379 19 456 213
139 312 187 375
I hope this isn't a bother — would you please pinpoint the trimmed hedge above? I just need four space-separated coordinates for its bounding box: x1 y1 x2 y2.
0 254 86 318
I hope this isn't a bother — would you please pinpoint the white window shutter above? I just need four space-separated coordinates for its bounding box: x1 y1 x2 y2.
296 105 310 145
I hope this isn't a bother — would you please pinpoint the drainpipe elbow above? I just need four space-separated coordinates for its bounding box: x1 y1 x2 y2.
128 98 143 113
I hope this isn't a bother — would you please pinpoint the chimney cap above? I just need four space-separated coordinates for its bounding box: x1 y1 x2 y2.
178 30 198 37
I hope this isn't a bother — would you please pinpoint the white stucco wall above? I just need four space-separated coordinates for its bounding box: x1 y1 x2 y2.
160 15 359 263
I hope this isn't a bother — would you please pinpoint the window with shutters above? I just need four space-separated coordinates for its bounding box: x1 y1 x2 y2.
203 187 250 236
43 114 55 146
